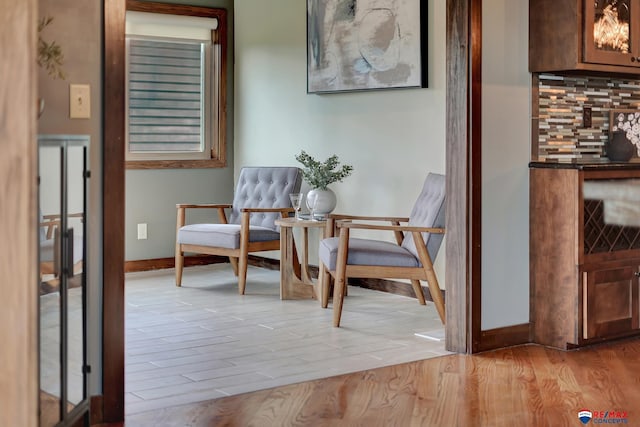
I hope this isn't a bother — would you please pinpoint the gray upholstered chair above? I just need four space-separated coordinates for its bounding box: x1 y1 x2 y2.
318 173 446 326
175 167 302 294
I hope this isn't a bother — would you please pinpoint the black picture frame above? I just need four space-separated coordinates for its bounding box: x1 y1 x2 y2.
306 0 428 94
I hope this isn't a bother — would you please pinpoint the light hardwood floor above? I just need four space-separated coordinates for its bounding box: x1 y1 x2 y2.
124 264 448 416
123 337 640 427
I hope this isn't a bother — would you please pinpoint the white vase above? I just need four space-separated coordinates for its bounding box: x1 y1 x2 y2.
306 188 337 218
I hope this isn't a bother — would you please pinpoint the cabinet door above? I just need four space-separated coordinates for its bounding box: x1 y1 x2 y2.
582 264 639 339
584 0 640 67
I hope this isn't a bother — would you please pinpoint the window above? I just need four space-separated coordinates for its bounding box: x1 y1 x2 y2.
127 38 208 158
125 2 227 169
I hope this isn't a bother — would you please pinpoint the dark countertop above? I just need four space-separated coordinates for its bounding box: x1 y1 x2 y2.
529 160 640 170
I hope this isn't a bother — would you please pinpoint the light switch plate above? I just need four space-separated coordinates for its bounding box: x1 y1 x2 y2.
69 84 91 119
137 223 147 240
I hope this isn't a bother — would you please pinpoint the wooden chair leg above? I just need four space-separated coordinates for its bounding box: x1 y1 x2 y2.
175 207 185 287
238 212 250 295
412 231 445 324
238 256 248 295
175 248 184 287
411 279 426 305
229 257 239 276
425 270 445 324
333 274 346 327
319 262 330 308
333 227 350 327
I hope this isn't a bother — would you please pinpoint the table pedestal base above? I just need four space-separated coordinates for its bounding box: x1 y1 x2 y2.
277 219 327 301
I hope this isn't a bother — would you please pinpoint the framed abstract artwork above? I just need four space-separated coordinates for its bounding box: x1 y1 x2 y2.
307 0 427 94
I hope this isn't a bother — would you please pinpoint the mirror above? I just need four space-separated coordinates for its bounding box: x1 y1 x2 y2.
38 135 89 426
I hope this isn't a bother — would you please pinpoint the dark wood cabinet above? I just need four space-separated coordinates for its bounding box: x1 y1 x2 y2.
583 0 640 67
530 164 640 349
530 0 640 75
582 262 640 340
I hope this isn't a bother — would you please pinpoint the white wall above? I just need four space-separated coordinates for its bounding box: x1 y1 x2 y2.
234 0 447 280
481 0 531 329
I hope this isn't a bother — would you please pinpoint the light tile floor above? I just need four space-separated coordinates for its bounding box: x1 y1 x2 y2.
125 264 449 416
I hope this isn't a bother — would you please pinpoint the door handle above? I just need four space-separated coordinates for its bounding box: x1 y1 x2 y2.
65 228 74 275
53 228 60 277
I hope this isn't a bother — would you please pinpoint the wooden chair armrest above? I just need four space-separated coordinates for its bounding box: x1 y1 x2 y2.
325 214 411 242
40 213 83 240
176 204 232 227
40 220 61 240
41 212 84 221
240 207 294 214
329 214 410 223
176 203 233 209
337 221 445 234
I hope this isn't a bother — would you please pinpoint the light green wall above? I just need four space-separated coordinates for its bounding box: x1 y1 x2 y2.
235 0 533 329
233 0 448 281
124 0 533 329
125 0 235 261
481 0 530 329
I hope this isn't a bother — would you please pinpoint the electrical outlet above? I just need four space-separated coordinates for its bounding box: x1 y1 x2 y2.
583 106 592 128
137 223 147 240
70 84 91 119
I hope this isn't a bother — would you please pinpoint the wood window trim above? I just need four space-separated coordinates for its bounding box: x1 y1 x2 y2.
125 0 228 170
126 158 226 170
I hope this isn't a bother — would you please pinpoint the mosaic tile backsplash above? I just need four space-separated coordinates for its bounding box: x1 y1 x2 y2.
536 73 640 161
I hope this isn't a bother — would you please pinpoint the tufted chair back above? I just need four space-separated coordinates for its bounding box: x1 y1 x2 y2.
400 173 446 261
227 167 302 230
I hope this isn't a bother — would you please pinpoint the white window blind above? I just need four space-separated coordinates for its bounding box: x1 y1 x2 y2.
126 11 218 40
127 38 204 153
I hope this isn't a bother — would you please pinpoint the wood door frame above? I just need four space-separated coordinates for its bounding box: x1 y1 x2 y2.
101 0 482 420
102 0 126 422
445 0 482 353
1 0 39 425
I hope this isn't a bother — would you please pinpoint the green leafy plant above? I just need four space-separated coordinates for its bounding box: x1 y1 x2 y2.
38 16 66 80
295 150 353 190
